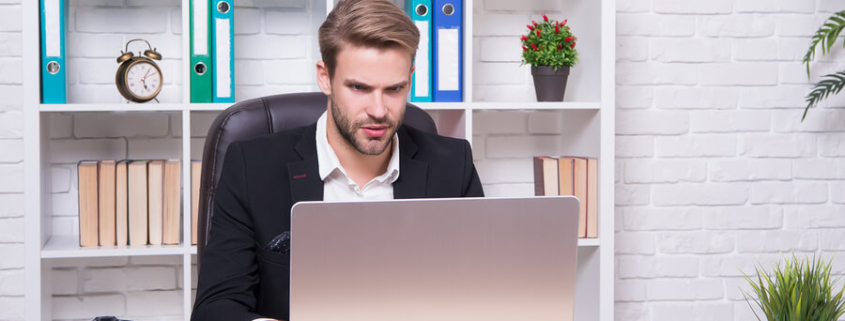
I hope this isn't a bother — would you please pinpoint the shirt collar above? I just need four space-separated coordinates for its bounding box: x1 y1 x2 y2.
315 111 400 184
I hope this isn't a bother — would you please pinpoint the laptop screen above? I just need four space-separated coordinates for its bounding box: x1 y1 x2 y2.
289 196 580 321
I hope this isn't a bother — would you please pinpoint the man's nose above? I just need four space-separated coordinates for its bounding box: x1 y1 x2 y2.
367 92 388 119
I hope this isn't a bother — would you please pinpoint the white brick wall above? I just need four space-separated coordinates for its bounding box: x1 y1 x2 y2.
5 0 845 320
615 1 845 320
50 257 184 320
0 1 21 320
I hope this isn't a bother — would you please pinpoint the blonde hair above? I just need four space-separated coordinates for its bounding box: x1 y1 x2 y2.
319 0 420 78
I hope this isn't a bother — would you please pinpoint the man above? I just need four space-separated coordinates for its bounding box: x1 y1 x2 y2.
191 0 484 320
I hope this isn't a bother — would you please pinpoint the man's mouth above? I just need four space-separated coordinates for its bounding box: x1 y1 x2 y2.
361 125 388 138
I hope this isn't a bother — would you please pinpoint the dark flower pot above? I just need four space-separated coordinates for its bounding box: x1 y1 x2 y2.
531 65 570 102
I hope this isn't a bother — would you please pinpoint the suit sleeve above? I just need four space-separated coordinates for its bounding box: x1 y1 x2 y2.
192 142 265 321
461 140 484 197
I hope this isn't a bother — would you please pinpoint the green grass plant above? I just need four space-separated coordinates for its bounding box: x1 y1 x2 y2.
743 255 845 321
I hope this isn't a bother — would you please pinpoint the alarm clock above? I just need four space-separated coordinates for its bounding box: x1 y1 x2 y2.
115 39 163 103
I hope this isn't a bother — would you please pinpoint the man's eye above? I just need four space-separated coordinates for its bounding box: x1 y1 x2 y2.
352 84 366 91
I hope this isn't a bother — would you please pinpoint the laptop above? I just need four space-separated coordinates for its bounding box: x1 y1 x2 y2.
289 196 580 321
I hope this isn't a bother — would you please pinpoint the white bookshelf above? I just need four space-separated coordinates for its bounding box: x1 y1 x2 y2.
40 236 190 259
39 103 189 112
24 0 615 320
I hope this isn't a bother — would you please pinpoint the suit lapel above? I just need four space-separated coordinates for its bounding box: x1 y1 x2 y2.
287 124 324 203
394 126 428 199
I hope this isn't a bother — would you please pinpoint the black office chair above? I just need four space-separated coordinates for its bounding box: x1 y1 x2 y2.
196 92 437 268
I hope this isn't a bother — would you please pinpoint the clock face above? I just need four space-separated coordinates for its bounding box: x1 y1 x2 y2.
124 60 162 100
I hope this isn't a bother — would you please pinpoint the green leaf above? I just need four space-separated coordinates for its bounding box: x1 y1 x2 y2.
803 11 845 79
803 71 845 122
741 254 845 321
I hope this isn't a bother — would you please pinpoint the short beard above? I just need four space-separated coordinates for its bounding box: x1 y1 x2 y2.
330 96 402 156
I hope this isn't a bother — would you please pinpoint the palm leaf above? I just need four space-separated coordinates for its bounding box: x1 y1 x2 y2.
804 71 845 121
804 11 845 78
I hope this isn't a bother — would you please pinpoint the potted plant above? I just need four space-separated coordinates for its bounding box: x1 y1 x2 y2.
742 254 845 321
520 14 579 101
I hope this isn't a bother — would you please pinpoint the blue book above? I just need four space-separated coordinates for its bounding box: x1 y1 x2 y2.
211 0 234 103
432 0 462 102
40 0 67 104
406 0 433 103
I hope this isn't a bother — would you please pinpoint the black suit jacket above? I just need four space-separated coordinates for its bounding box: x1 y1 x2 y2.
192 123 484 321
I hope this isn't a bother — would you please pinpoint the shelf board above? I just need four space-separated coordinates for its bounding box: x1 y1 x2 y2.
38 101 601 113
39 103 186 112
578 238 600 247
413 102 469 110
189 103 234 111
41 236 594 258
186 103 457 112
41 235 190 259
414 101 601 110
469 101 601 110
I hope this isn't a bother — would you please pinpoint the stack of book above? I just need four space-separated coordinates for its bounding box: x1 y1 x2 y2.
77 159 203 247
533 156 598 238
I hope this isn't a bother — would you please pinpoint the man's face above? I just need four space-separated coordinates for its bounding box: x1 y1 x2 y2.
318 45 413 156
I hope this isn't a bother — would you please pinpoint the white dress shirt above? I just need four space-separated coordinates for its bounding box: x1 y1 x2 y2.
315 111 400 201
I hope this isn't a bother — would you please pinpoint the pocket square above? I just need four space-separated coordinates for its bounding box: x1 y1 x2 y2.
264 230 291 255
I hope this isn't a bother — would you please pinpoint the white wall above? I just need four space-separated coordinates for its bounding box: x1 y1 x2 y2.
0 0 25 319
615 0 845 320
4 0 845 320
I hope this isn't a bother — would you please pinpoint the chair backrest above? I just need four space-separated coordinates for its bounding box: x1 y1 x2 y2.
197 92 437 267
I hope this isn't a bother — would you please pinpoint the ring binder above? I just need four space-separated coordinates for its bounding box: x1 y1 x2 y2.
212 0 235 103
432 0 463 102
406 0 433 102
40 0 67 104
190 0 213 103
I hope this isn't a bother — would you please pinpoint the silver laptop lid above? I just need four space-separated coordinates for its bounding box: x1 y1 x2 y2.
290 196 580 321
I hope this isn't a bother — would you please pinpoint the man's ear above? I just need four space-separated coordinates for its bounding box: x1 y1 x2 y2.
316 61 332 96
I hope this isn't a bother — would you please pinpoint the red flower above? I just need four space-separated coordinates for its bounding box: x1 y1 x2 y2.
570 42 576 49
565 36 574 42
555 24 559 34
536 29 540 37
531 43 538 51
520 35 528 41
532 20 538 26
558 44 563 50
527 24 534 31
523 46 528 51
542 14 548 22
562 19 568 26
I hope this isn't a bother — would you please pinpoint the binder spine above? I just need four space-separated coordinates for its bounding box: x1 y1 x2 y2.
407 0 433 103
432 0 463 102
190 0 213 103
40 0 67 104
211 0 235 103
